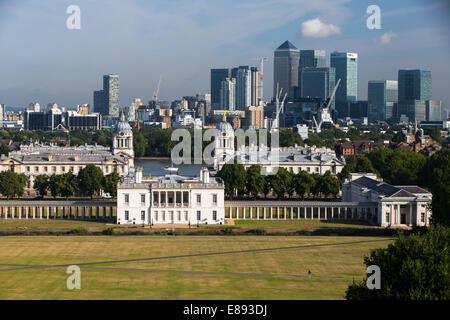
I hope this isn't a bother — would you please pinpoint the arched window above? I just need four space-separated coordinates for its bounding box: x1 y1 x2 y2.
9 161 14 172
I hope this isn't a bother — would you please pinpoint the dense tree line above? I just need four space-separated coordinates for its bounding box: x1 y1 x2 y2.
32 164 121 199
217 163 340 200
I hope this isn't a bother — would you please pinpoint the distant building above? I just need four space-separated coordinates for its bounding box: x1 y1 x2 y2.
220 78 235 110
298 49 326 93
425 100 443 121
330 52 358 108
368 80 398 122
94 74 119 117
273 41 300 98
211 68 232 109
243 106 264 129
397 69 431 122
235 68 252 110
301 67 336 109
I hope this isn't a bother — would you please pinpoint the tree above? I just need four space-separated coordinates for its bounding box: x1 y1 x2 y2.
133 131 147 158
270 168 292 199
245 165 265 199
217 162 246 199
262 175 273 199
293 171 314 199
0 144 10 156
310 173 321 199
0 171 27 198
102 172 121 197
338 154 378 182
77 164 104 198
33 174 49 198
346 225 450 300
420 149 450 226
319 171 340 198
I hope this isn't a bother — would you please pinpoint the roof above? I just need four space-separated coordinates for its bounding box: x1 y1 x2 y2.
351 176 431 198
277 41 298 50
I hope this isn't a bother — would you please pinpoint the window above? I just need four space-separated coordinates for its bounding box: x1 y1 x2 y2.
141 194 145 204
212 194 217 204
162 211 166 221
197 211 201 221
184 211 188 221
70 167 74 172
124 194 129 204
386 212 390 223
106 166 109 173
34 166 39 172
61 166 65 172
196 194 201 204
154 211 158 221
141 211 145 221
26 166 30 172
315 167 319 172
44 166 48 172
212 210 217 220
177 211 181 221
125 211 129 220
400 205 406 208
52 166 56 173
421 213 425 223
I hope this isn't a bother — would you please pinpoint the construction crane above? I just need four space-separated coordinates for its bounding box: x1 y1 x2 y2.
270 83 287 132
313 78 341 133
151 75 162 107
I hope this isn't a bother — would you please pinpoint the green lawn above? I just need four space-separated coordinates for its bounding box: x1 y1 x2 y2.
233 219 374 230
0 235 392 299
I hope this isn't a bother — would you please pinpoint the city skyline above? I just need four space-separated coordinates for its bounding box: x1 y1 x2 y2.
0 0 449 110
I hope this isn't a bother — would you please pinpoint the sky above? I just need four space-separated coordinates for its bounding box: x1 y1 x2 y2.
0 0 449 110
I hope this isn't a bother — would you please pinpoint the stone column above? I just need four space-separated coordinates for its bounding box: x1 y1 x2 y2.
409 204 412 226
284 207 287 220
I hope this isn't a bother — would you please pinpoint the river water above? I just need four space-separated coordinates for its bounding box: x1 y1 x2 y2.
135 158 206 177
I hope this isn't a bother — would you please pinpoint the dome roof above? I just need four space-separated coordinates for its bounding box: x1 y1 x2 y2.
115 112 132 133
217 121 234 135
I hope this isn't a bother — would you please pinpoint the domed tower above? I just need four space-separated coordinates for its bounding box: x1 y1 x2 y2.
113 111 134 166
214 119 235 167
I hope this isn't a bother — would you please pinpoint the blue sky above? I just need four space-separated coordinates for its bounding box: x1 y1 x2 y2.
0 0 449 109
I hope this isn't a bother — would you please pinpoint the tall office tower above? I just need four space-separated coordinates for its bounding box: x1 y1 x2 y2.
243 106 264 129
397 69 432 122
211 68 232 109
298 50 326 91
368 80 398 122
235 68 252 110
426 100 443 121
273 41 300 98
103 74 119 117
250 67 262 106
220 78 236 110
301 67 336 109
330 52 358 109
93 90 105 114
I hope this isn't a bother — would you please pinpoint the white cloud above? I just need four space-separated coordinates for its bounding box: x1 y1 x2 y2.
300 18 340 38
379 31 397 44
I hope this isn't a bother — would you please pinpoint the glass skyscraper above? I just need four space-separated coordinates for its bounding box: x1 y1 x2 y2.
300 67 336 109
211 68 232 109
93 74 119 117
273 41 300 98
398 69 432 122
298 50 326 91
368 80 398 122
330 52 358 105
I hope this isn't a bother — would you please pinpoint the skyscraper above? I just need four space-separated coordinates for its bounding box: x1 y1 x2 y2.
398 69 432 122
330 52 358 107
93 74 119 117
220 78 236 110
211 68 232 109
298 50 326 91
273 41 300 98
235 68 251 110
300 67 336 109
368 80 398 122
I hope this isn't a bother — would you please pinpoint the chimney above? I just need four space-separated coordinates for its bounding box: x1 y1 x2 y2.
200 167 210 184
135 167 143 183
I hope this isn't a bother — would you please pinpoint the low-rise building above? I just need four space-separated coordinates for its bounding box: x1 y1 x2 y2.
117 168 225 225
342 173 432 227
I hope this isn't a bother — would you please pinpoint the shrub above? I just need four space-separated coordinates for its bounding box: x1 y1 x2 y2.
67 227 88 235
246 228 267 235
102 227 115 235
221 227 234 235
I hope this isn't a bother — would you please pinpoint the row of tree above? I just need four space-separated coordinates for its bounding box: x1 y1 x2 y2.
32 164 121 199
217 163 340 200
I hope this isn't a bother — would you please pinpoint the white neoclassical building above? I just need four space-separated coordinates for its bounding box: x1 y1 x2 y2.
213 121 345 175
342 173 432 227
117 168 225 225
0 113 134 195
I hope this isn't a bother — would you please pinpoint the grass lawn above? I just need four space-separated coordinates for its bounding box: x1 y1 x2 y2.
232 219 374 230
0 220 110 232
0 235 392 299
